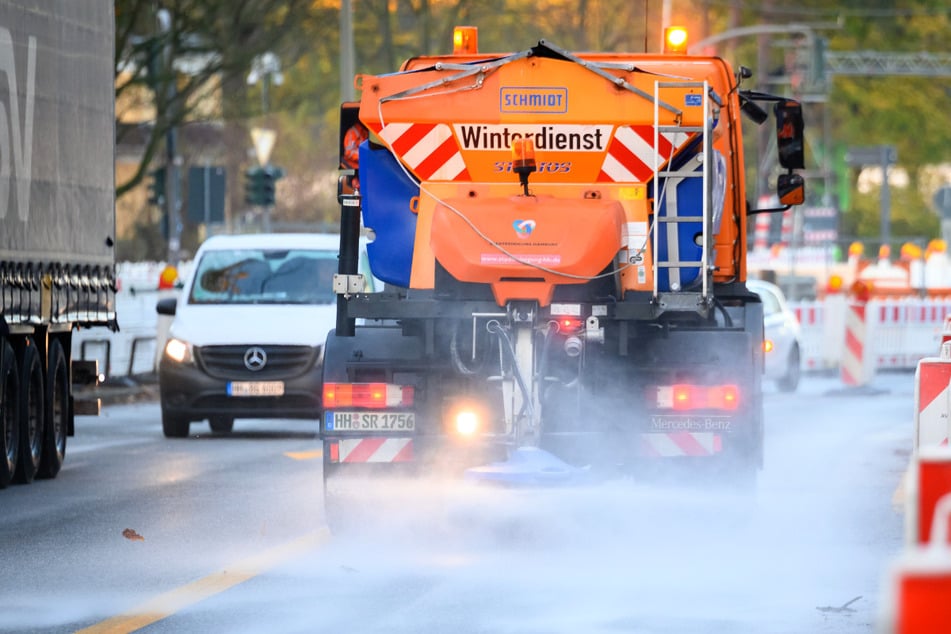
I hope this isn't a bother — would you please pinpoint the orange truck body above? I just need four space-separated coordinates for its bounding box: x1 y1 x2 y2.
321 35 805 489
357 52 745 303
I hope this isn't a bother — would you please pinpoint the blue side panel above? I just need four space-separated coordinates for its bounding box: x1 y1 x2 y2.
359 143 419 287
652 151 725 291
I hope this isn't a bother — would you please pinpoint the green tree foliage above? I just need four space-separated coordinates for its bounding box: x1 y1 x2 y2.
118 0 951 246
115 0 322 197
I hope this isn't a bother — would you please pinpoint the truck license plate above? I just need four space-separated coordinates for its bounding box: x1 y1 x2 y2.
325 411 415 432
228 381 285 397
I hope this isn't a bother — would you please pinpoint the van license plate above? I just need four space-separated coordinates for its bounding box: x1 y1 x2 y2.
228 381 285 397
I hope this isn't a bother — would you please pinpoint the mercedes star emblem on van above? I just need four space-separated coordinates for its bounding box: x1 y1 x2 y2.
244 347 267 371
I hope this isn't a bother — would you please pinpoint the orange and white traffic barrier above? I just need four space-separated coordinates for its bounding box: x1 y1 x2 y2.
873 299 951 369
841 289 873 387
905 447 951 546
913 346 951 452
882 493 951 633
941 315 951 350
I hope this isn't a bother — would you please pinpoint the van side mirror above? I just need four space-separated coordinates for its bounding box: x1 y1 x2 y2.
775 100 804 170
777 173 805 206
156 297 178 316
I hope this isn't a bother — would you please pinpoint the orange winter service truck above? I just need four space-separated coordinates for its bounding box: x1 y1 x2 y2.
321 25 806 513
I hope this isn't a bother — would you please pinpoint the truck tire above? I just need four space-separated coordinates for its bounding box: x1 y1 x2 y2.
38 339 69 479
14 339 45 484
161 410 190 438
209 417 234 433
0 339 19 489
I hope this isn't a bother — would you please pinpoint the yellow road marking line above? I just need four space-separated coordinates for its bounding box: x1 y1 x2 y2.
76 528 331 634
285 449 323 461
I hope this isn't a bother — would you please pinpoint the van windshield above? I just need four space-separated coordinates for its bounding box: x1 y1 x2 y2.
187 248 338 305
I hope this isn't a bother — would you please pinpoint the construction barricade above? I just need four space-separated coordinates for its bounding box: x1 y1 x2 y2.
882 492 951 633
841 294 873 387
914 347 951 452
881 418 951 630
905 448 951 546
791 296 951 375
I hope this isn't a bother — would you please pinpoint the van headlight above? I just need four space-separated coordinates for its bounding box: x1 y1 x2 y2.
164 337 194 364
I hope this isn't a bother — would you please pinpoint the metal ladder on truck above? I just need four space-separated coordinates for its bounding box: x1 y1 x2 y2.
651 79 715 314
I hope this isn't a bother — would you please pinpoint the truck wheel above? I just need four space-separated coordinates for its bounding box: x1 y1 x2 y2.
14 339 45 484
209 417 234 433
161 410 191 438
38 339 68 479
0 339 19 489
776 346 800 393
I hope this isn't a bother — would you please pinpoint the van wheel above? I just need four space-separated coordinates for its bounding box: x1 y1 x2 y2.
776 346 800 393
39 340 69 479
162 410 190 438
14 339 45 484
0 339 19 489
209 417 234 433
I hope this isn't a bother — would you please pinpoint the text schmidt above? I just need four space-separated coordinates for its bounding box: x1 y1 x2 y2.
455 124 610 152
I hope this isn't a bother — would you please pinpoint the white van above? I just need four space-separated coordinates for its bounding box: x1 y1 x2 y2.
156 233 349 437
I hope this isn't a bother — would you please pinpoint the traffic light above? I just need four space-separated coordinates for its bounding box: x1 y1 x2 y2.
147 167 166 207
245 165 285 206
260 169 275 206
245 166 265 205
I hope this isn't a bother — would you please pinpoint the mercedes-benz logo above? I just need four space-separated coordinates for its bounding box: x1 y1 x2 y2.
244 346 267 371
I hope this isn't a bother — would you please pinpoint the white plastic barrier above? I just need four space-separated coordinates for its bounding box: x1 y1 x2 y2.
791 296 951 372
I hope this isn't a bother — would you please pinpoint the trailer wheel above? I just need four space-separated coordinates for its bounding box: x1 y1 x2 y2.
209 416 234 433
161 410 190 438
38 339 69 479
14 339 45 484
0 339 19 489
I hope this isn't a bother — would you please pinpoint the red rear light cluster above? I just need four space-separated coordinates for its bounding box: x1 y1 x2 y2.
322 383 415 409
557 317 583 333
654 384 740 411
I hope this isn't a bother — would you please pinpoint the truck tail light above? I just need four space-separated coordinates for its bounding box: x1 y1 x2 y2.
322 383 415 409
654 384 739 411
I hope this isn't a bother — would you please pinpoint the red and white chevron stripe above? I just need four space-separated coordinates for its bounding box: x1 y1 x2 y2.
374 122 470 181
640 432 723 457
841 301 870 387
334 437 414 463
598 125 690 183
915 358 951 450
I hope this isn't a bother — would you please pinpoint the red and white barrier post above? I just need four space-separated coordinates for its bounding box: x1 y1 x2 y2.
841 283 874 388
905 447 951 546
883 492 951 633
913 346 951 452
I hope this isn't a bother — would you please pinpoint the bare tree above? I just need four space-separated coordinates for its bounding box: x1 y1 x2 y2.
114 0 320 199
